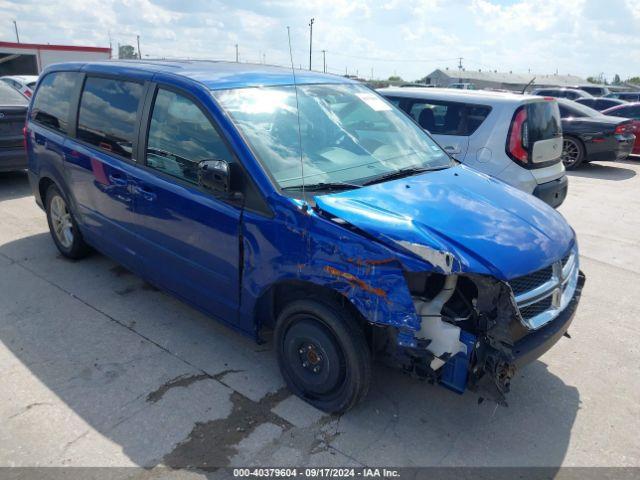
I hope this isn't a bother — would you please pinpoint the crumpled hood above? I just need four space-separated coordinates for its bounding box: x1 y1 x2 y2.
314 165 575 280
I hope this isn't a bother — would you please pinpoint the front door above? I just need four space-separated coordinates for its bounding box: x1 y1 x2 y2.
128 86 241 324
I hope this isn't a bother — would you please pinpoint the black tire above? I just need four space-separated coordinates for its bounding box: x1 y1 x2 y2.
275 298 371 413
45 184 91 259
561 136 586 170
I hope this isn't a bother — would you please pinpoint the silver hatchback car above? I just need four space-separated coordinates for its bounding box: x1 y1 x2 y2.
378 88 568 208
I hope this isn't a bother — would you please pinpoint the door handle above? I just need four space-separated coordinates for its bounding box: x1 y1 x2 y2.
131 184 157 201
108 173 128 187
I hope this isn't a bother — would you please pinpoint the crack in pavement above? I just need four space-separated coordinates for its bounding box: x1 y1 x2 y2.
0 251 298 466
162 388 292 470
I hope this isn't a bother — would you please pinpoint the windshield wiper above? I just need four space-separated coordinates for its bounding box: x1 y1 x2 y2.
281 181 362 192
362 166 446 186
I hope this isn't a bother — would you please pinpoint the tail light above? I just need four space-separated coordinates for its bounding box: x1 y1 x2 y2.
24 90 32 98
506 106 529 164
614 124 629 135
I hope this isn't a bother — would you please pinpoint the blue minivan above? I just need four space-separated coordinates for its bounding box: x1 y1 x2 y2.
26 61 585 412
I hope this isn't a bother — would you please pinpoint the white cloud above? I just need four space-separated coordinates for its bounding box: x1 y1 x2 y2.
0 0 639 81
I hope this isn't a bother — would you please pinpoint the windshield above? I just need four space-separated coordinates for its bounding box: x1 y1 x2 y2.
0 82 28 105
213 83 452 190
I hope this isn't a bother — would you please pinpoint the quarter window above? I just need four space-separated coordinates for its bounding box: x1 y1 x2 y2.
77 77 143 160
30 72 80 133
145 88 232 185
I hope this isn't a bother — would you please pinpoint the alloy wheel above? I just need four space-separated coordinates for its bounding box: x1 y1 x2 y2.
50 195 74 249
562 138 580 167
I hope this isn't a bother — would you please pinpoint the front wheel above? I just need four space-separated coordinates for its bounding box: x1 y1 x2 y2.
275 299 371 413
561 137 585 170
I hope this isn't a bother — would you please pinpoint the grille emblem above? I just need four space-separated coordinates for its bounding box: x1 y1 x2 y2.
551 260 563 308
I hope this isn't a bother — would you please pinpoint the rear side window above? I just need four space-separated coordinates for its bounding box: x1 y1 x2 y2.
618 106 640 118
145 88 233 185
527 101 561 143
559 104 585 118
406 100 491 136
77 77 144 160
30 72 79 133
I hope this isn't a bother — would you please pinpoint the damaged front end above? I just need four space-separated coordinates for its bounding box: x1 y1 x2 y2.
393 256 585 405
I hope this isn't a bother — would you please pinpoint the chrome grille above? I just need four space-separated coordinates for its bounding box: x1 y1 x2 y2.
508 249 579 330
509 266 553 296
519 296 553 320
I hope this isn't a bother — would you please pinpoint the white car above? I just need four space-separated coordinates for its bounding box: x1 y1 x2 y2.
378 87 568 208
0 75 39 99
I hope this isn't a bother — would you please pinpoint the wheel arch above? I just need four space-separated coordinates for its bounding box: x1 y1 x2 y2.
254 279 371 339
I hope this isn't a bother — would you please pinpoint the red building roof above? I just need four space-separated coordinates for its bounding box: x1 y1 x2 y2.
0 41 110 53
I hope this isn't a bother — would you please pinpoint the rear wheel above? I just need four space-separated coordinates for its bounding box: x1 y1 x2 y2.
561 137 585 170
45 185 91 259
275 299 371 413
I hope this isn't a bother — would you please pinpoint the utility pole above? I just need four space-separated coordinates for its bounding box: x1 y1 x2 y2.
235 43 239 62
263 52 266 64
321 50 326 73
308 18 314 70
458 57 463 82
13 20 20 43
136 35 142 59
370 67 373 80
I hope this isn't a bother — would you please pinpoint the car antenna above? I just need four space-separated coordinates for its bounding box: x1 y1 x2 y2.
522 77 536 94
287 26 308 211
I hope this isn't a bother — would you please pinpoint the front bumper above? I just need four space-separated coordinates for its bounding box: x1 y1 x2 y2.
532 175 568 209
512 270 585 367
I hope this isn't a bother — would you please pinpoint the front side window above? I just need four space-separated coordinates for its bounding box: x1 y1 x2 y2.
214 84 452 190
30 72 79 133
77 77 143 159
146 88 232 184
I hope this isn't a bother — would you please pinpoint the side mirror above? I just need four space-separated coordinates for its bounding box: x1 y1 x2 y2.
198 159 230 194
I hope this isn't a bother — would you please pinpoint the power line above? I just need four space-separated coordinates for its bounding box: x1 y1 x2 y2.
323 51 460 64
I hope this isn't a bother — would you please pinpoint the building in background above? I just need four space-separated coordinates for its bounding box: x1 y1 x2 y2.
0 41 111 76
424 68 588 92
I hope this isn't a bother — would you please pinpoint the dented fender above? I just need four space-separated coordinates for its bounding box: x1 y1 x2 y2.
239 199 433 337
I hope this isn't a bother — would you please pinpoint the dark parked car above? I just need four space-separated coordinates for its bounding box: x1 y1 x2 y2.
602 103 640 155
0 81 29 172
556 98 635 169
606 92 640 102
575 97 627 112
26 61 584 412
531 87 593 100
571 85 610 97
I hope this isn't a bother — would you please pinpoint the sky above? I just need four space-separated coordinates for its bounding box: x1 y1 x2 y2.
1 0 639 82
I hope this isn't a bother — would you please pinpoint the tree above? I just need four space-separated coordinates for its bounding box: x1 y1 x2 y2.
388 75 403 82
628 77 640 85
118 45 138 60
613 74 621 85
587 73 607 85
